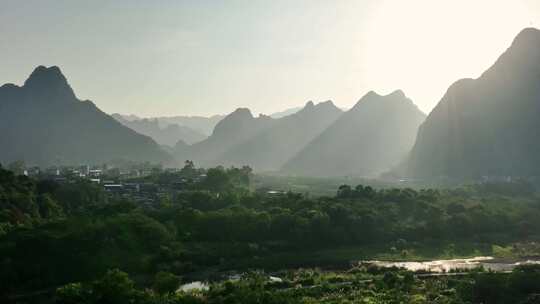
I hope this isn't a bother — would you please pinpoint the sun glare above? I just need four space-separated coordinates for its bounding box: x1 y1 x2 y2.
362 0 535 113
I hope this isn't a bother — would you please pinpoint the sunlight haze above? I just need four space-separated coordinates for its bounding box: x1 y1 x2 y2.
1 0 538 116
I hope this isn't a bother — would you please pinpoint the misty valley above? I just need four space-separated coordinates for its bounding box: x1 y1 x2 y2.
3 4 540 303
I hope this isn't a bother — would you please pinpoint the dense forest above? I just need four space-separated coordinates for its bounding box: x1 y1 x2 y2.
2 163 540 303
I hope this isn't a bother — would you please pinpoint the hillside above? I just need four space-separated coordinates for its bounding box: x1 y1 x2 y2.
282 90 425 177
112 115 206 146
216 101 343 171
174 108 275 166
0 66 173 166
404 28 540 178
269 106 303 118
156 114 224 136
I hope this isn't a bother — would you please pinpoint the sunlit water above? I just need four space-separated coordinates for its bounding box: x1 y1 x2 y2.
177 281 209 292
365 256 540 273
177 257 540 292
177 275 282 293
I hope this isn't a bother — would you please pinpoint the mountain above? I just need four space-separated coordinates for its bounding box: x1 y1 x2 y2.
115 113 141 121
270 106 349 118
403 28 540 178
269 106 303 118
112 114 207 146
0 66 172 166
156 115 225 136
174 108 275 166
216 101 343 171
282 90 425 177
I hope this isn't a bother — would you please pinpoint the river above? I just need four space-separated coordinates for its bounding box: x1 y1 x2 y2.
364 256 540 273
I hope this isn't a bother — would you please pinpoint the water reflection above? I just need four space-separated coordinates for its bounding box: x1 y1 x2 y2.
365 256 540 273
177 281 209 292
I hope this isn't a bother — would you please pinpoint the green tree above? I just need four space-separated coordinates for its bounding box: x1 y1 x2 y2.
37 193 63 218
55 283 88 304
7 160 25 176
153 271 181 295
203 168 231 192
92 269 136 303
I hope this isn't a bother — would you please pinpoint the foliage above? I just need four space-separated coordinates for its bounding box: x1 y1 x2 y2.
153 271 181 295
3 164 540 302
51 265 540 304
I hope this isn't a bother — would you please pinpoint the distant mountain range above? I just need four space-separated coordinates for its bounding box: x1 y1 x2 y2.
114 105 345 148
114 108 299 139
282 91 426 177
5 27 539 178
269 105 348 118
154 115 225 136
174 108 275 167
216 101 343 171
112 114 206 146
402 27 540 178
269 106 303 118
113 114 224 138
0 66 425 176
0 66 173 166
172 93 423 177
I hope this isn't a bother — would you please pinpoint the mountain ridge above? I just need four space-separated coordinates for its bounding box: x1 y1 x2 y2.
282 90 425 177
0 66 173 166
214 100 343 170
174 108 275 166
112 114 206 146
403 27 540 178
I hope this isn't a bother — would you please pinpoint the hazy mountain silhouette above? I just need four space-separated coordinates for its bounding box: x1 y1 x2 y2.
403 28 540 178
269 106 303 118
156 114 225 136
112 114 206 146
0 66 172 166
174 108 275 166
282 90 425 177
216 101 343 171
114 113 142 121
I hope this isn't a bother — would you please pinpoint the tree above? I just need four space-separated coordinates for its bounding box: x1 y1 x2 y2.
7 160 25 175
203 168 231 192
509 265 540 297
37 193 63 218
55 283 88 304
337 185 352 198
181 160 198 178
153 271 181 295
92 269 136 303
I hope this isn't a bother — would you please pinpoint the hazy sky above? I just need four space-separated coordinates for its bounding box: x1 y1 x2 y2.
1 0 539 117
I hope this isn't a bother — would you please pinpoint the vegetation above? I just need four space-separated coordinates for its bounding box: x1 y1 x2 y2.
51 265 540 304
2 164 540 302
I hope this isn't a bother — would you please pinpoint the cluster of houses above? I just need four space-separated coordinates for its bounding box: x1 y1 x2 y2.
15 163 286 205
19 164 214 207
18 164 163 205
28 165 155 179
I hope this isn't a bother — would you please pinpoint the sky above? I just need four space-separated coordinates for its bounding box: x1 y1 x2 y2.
1 0 539 117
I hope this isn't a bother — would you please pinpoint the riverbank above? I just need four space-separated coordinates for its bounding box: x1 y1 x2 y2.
180 240 540 282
